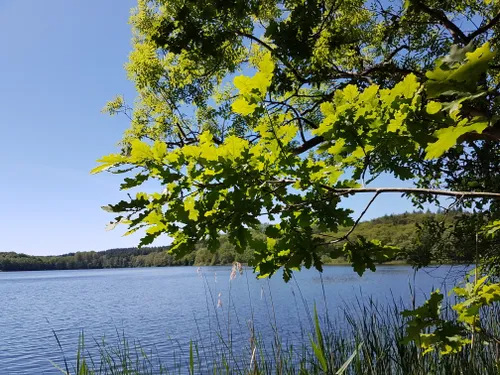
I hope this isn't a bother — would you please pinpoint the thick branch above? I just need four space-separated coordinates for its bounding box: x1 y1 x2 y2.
412 0 468 44
291 136 325 155
459 124 500 142
469 13 500 41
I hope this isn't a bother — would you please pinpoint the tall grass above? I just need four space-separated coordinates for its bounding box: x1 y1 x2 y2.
53 269 500 375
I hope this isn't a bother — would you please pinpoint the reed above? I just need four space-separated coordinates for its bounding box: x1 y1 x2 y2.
53 269 500 375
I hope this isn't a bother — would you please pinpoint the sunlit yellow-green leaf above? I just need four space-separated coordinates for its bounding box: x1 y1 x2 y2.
91 154 127 174
387 111 407 132
232 98 258 115
392 74 420 99
199 130 213 144
220 135 249 160
426 101 442 115
327 139 346 155
257 51 274 76
343 84 359 102
164 150 181 164
425 121 489 159
275 123 297 145
184 196 199 221
359 85 379 103
130 139 153 163
152 140 167 162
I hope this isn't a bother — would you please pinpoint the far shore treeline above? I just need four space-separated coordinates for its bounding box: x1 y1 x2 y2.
1 211 496 272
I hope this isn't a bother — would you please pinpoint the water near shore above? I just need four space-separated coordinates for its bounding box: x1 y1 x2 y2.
0 265 465 374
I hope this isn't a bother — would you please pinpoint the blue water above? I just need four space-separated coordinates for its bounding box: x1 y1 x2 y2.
0 265 467 374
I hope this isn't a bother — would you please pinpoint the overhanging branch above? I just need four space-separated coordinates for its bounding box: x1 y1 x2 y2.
291 136 325 155
265 180 500 199
412 0 468 44
317 186 500 245
469 13 500 40
319 186 500 199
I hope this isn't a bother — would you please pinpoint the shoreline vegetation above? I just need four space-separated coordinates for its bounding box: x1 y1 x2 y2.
53 269 500 375
0 211 478 272
57 304 500 375
0 259 437 272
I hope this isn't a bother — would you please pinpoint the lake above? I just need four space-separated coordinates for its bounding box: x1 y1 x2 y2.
0 265 467 374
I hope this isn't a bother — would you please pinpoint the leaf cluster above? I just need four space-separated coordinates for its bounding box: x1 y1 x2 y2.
96 0 500 279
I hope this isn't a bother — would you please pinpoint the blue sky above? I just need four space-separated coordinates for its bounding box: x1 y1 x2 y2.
0 1 436 256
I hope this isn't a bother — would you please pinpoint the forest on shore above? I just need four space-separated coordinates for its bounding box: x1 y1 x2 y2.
0 210 495 272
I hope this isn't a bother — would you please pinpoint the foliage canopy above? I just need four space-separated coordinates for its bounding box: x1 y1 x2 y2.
95 0 500 281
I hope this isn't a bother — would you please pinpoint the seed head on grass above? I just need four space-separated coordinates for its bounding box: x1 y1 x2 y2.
230 262 243 281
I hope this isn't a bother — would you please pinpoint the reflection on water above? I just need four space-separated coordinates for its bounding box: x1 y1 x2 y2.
311 274 362 283
0 265 465 374
374 268 410 275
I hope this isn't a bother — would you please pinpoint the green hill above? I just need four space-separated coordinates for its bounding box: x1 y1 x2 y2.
0 210 488 272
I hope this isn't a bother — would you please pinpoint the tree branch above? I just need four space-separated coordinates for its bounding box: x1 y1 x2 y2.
412 0 468 44
291 136 325 155
265 99 318 129
236 31 307 83
361 45 410 76
263 180 500 199
328 191 381 244
459 124 500 142
319 186 500 199
469 13 500 41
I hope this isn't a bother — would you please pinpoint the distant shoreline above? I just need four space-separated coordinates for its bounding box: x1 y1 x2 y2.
0 261 461 273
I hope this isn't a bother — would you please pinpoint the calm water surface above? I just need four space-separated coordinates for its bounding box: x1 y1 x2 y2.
0 265 467 374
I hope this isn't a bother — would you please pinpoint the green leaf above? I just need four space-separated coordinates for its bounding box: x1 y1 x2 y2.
426 101 442 114
310 304 328 372
399 74 420 99
130 139 154 163
232 98 257 115
425 120 489 159
426 42 495 98
120 173 149 190
327 139 346 155
265 225 281 238
343 237 399 276
184 196 199 221
387 111 407 133
343 84 359 102
152 140 167 162
91 154 126 174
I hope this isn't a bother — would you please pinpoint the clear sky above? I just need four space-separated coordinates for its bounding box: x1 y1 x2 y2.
0 1 437 256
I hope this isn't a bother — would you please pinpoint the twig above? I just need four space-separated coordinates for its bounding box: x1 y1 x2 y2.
328 191 382 244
